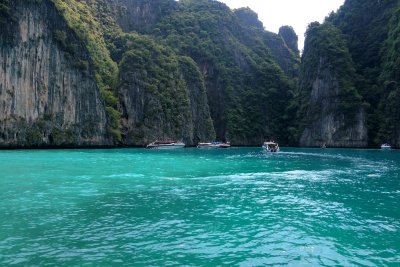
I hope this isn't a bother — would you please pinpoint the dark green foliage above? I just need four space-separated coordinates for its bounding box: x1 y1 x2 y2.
178 56 216 141
51 0 121 142
149 0 296 144
3 0 303 146
234 7 264 30
294 21 362 140
26 129 43 147
327 0 400 146
50 128 76 146
22 114 78 147
377 5 400 145
54 30 67 48
279 26 299 55
0 0 11 26
118 33 192 141
381 5 400 82
0 0 17 43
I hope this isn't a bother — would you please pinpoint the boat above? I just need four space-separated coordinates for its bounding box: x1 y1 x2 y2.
262 141 280 152
381 143 392 150
146 140 185 149
197 142 231 149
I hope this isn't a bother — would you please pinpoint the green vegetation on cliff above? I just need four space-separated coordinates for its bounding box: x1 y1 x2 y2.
294 21 366 147
0 0 11 25
299 22 362 118
150 0 297 144
378 4 400 144
118 33 192 141
4 0 398 148
51 0 121 142
325 0 400 146
53 0 297 145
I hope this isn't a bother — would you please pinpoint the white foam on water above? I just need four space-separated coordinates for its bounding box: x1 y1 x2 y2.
105 173 145 178
367 174 382 177
185 169 345 183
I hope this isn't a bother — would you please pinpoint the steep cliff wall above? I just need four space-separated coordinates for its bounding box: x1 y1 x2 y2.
117 34 215 146
299 62 367 147
298 22 367 147
263 31 300 79
326 0 399 147
85 0 177 34
178 57 216 144
279 26 300 56
378 5 400 148
0 0 302 148
0 0 109 147
154 0 296 145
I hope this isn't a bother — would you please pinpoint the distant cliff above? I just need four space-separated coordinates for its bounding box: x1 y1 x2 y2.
117 34 215 146
2 0 397 148
297 22 367 148
0 0 298 147
297 0 400 148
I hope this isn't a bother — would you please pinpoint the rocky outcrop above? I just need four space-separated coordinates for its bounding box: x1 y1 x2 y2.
118 56 190 146
325 0 400 148
0 0 109 147
263 31 300 79
93 0 176 34
279 26 300 55
298 22 368 148
178 57 216 144
234 7 264 30
117 37 215 146
299 62 368 147
1 0 327 148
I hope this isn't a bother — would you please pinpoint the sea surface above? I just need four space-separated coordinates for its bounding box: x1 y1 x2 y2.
0 148 399 266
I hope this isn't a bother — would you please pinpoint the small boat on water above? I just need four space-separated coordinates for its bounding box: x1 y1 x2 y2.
381 143 392 150
197 142 231 149
146 140 185 149
262 141 280 152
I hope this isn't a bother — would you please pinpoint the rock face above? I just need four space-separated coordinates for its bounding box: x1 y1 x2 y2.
279 26 299 56
298 22 368 148
0 0 109 147
264 31 300 79
117 36 215 146
178 57 216 144
0 0 302 148
97 0 176 33
234 7 264 30
299 61 368 147
325 0 400 148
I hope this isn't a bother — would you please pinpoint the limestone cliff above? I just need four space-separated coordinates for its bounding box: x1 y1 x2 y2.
299 61 368 147
325 0 400 148
0 0 110 148
117 35 215 146
95 0 176 34
279 26 300 56
154 0 296 145
0 0 301 148
298 22 367 147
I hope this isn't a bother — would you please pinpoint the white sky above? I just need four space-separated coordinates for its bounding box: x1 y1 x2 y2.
218 0 345 51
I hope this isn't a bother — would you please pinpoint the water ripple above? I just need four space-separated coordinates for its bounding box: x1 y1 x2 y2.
0 148 399 266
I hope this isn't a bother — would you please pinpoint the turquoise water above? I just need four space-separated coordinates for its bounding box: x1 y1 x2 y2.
0 148 399 266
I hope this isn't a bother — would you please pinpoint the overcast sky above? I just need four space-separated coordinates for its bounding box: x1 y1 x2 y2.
218 0 345 51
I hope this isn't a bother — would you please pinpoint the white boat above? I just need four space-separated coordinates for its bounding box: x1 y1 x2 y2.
381 143 392 150
197 142 231 149
146 140 185 149
262 141 280 152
